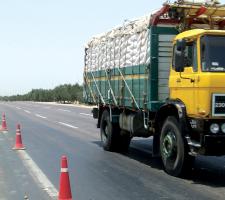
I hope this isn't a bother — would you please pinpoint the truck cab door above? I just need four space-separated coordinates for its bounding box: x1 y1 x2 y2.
170 40 198 116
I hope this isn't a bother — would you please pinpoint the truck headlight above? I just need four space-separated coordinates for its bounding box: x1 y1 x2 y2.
221 123 225 134
210 123 220 134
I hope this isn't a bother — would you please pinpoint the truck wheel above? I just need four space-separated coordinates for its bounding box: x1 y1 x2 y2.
160 116 194 177
100 110 120 151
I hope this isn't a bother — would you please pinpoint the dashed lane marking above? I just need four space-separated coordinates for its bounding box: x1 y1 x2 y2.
58 122 78 129
80 113 92 117
17 150 58 199
16 107 22 110
58 109 71 113
35 114 47 119
24 110 31 114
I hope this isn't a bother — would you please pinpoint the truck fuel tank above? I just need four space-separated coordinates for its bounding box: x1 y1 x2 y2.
119 112 149 137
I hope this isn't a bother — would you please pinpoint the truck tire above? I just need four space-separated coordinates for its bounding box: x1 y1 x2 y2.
160 116 194 177
100 110 120 151
100 110 131 152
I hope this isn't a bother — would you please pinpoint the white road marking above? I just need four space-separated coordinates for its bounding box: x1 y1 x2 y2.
58 122 78 129
35 114 47 119
58 109 71 113
24 110 31 114
17 150 58 198
16 107 21 110
80 113 92 117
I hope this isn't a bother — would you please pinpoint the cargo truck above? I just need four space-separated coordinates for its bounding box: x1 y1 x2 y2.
83 0 225 176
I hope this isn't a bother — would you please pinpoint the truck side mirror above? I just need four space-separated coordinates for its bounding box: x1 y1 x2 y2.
174 39 186 72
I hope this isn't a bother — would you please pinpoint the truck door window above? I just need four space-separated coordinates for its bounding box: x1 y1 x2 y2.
185 42 193 67
172 45 176 70
172 41 197 72
184 41 197 72
192 42 197 72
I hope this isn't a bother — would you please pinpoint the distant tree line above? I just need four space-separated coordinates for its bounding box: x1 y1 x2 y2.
0 83 83 103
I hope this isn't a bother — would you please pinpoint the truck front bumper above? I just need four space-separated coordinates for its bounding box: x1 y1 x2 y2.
203 135 225 156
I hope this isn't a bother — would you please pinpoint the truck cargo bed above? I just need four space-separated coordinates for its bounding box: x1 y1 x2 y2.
84 15 178 111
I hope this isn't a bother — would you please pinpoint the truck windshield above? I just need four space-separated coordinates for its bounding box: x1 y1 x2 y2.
201 35 225 72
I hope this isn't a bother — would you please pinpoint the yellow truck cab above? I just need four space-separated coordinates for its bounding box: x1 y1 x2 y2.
170 29 225 153
155 1 225 176
170 29 225 118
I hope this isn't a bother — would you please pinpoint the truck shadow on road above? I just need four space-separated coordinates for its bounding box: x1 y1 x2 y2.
92 139 164 171
93 139 225 188
190 156 225 187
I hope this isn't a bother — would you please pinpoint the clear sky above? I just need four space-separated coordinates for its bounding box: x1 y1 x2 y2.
0 0 224 96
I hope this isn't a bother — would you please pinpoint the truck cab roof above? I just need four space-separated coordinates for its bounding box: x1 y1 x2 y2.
174 29 225 42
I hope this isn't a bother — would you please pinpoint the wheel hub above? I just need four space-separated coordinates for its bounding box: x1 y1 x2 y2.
162 131 176 158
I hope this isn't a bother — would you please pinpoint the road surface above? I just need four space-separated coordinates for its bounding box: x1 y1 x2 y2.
0 101 225 199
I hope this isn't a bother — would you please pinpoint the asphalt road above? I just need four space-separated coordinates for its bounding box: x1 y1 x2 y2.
1 101 225 200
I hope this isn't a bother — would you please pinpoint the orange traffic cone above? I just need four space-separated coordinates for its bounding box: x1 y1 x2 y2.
0 113 8 132
58 155 72 200
12 124 25 150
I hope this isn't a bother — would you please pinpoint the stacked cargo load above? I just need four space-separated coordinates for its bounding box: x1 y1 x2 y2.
85 16 150 70
84 10 177 110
